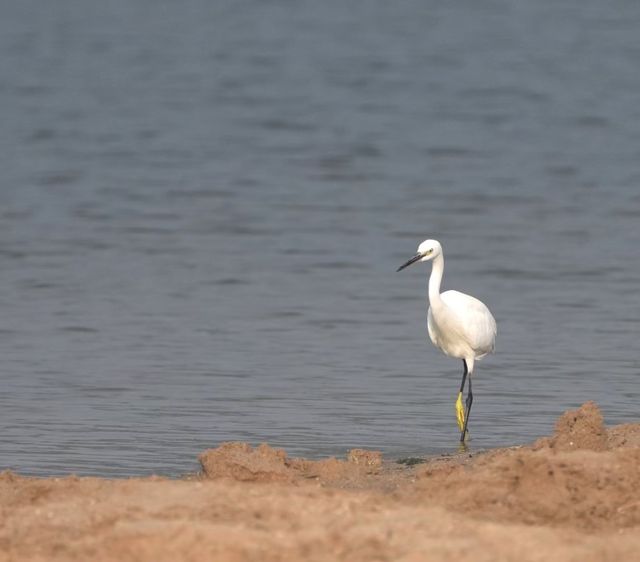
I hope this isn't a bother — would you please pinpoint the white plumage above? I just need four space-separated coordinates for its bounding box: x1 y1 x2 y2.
427 290 496 364
397 239 496 443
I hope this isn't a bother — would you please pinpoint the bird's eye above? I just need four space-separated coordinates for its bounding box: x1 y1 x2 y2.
425 249 433 255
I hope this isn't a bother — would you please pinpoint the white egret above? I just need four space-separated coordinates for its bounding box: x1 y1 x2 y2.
397 239 496 443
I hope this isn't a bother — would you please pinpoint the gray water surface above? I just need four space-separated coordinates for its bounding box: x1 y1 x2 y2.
1 0 639 476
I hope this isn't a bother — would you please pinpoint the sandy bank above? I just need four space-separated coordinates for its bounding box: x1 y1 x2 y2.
1 401 639 561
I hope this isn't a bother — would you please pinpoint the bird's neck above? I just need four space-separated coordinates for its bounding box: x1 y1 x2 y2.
428 254 445 307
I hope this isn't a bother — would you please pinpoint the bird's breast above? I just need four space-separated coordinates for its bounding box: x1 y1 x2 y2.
427 307 471 358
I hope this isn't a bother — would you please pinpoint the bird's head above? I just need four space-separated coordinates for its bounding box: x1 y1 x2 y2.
396 239 442 272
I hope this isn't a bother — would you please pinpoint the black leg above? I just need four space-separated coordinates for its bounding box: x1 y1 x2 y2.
455 360 468 434
460 375 473 442
459 360 468 394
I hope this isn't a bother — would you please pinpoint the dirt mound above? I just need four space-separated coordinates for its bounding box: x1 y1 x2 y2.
412 402 640 530
536 401 608 451
198 442 292 482
532 401 640 451
414 446 640 529
199 442 382 485
607 422 640 449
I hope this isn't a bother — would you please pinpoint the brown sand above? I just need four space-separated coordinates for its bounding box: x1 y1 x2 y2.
2 401 640 561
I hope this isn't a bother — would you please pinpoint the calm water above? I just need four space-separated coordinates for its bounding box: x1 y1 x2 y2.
1 0 639 477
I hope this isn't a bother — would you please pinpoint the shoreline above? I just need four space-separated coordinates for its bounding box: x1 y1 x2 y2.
2 401 639 561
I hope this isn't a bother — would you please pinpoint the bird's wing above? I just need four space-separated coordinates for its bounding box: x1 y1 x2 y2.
440 290 497 354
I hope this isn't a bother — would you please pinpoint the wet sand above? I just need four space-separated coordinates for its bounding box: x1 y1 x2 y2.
2 402 640 561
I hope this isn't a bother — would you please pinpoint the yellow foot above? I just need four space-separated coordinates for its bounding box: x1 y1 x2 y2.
455 392 465 431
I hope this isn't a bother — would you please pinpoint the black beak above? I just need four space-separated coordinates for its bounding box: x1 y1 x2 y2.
396 253 423 272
